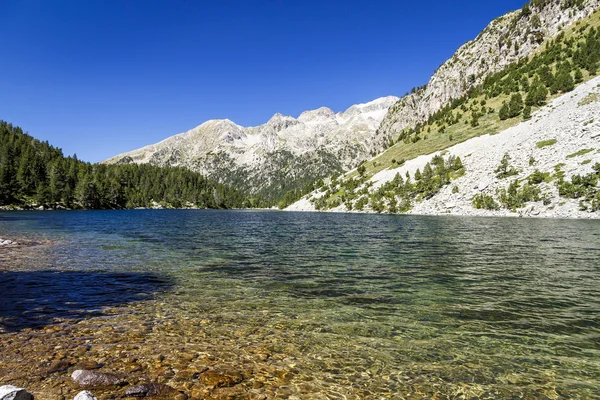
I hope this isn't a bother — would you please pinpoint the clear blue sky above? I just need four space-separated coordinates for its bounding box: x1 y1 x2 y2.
1 0 526 163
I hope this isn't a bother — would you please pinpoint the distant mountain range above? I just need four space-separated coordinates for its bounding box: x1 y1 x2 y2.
105 97 397 202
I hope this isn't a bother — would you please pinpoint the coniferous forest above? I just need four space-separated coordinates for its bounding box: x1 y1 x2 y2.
0 121 261 210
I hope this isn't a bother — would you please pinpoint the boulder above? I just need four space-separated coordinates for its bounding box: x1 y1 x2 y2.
0 385 34 400
71 370 126 388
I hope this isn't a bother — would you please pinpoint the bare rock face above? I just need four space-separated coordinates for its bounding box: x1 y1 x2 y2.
0 386 34 400
379 0 600 139
71 370 127 388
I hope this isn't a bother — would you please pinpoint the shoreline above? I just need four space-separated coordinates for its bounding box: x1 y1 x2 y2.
283 206 600 220
2 205 598 220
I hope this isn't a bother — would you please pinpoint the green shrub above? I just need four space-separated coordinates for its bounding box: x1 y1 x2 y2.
495 153 519 179
527 169 551 184
566 148 594 158
472 193 500 210
498 180 541 211
557 164 600 211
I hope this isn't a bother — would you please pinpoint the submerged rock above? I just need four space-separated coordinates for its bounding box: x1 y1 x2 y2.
45 360 72 374
200 369 243 388
0 239 16 246
71 370 126 388
73 391 98 400
124 383 186 398
0 385 34 400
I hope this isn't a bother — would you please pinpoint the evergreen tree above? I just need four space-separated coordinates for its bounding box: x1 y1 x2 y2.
508 93 524 118
574 68 583 84
523 105 532 120
551 69 575 93
499 102 510 120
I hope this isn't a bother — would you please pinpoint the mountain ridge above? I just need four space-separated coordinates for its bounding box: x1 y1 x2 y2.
105 96 399 202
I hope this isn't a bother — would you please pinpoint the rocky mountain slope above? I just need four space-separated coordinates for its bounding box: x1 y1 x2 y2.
378 0 600 141
287 76 600 218
105 97 397 202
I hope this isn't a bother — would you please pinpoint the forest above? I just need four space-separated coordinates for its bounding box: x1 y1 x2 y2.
0 121 261 210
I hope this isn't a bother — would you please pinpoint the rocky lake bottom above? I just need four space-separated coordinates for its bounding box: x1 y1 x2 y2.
1 210 599 399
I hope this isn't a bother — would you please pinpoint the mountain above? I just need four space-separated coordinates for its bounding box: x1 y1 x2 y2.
105 97 398 203
287 1 600 218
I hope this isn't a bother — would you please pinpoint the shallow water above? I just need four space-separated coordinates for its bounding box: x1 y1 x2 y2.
1 210 599 399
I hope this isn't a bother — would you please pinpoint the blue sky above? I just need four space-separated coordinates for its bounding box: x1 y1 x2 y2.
0 0 526 162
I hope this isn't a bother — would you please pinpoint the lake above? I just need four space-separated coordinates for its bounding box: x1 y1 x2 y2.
1 210 599 399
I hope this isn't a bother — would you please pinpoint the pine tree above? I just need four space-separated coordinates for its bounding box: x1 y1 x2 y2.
414 169 422 181
0 144 16 204
574 68 583 84
523 105 532 120
508 93 524 118
499 102 510 120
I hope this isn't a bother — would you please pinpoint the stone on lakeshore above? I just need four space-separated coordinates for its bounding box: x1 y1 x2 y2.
73 391 98 400
71 369 126 388
199 369 243 388
123 383 186 399
0 385 34 400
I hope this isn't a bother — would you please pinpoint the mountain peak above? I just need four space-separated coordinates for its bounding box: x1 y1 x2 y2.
298 106 335 122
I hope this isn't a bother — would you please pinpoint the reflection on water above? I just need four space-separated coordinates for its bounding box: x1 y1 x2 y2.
1 210 599 398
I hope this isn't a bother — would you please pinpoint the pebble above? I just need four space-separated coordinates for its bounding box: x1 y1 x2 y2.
75 361 103 370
